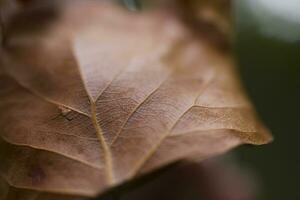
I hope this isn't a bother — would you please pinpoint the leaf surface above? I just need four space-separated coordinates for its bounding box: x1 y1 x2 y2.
0 1 272 199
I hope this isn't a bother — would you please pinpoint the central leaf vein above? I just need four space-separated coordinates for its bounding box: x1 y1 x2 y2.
90 99 114 184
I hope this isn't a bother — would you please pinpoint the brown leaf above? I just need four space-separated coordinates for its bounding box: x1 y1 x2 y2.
0 1 272 199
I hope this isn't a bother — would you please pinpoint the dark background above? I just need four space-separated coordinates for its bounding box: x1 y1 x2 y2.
235 0 300 199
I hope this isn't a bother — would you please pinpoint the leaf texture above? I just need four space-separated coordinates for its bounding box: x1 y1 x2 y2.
0 1 272 199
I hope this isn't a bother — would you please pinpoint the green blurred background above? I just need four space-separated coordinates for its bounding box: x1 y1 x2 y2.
235 0 300 199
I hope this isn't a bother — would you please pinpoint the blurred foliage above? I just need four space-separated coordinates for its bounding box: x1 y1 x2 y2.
234 0 300 200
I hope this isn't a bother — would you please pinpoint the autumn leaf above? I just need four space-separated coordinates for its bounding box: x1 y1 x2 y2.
0 1 272 199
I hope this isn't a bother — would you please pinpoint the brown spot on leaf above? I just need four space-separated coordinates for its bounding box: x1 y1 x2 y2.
55 105 76 121
58 105 71 116
27 165 46 186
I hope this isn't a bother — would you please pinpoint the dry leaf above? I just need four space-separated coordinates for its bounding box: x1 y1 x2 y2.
0 1 272 199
